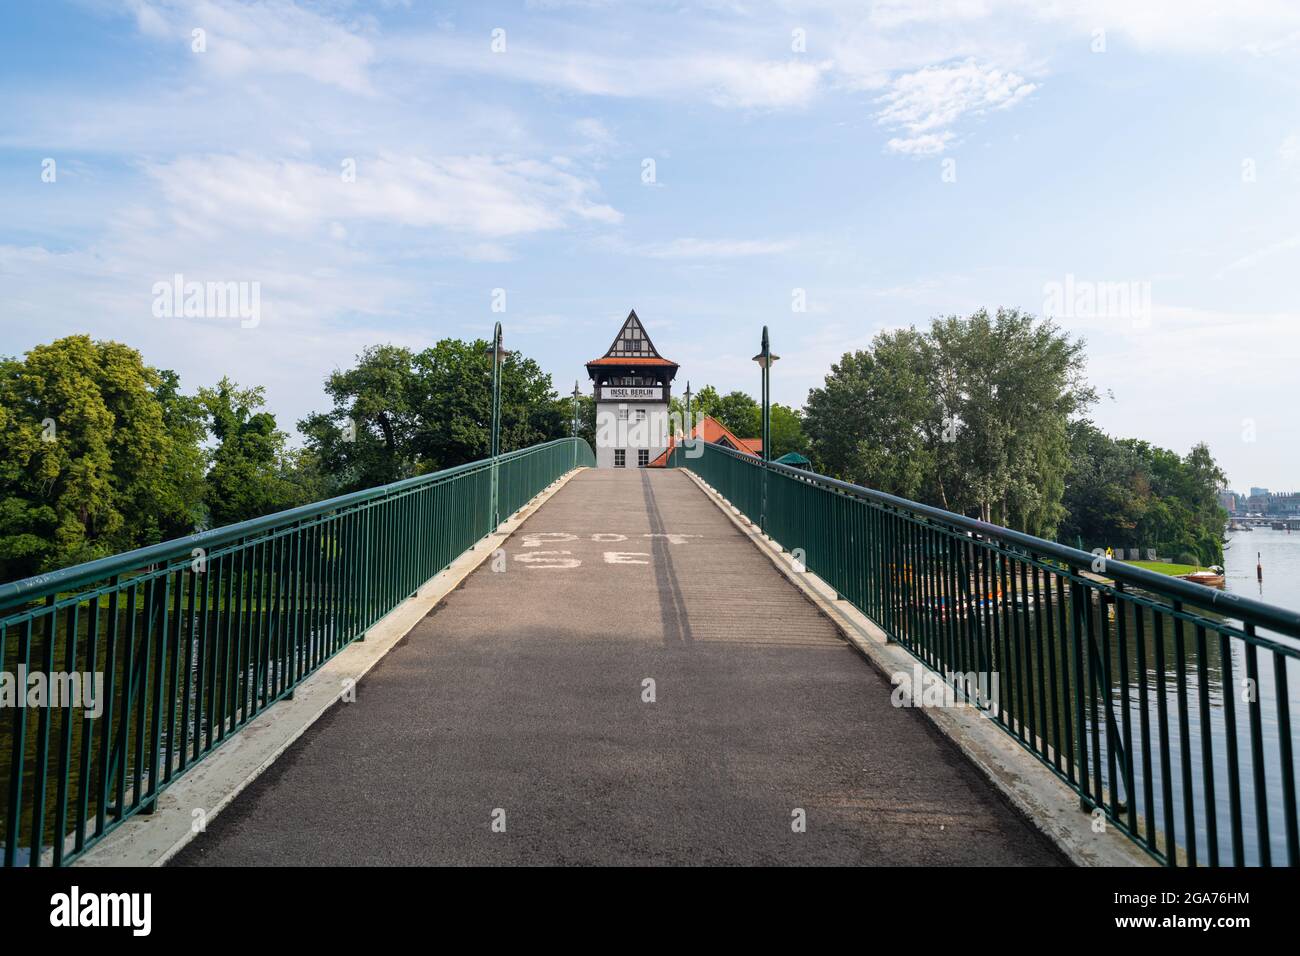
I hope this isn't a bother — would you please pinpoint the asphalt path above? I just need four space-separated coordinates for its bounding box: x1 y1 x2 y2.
173 468 1063 866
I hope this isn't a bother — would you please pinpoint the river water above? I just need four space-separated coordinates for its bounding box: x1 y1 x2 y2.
1073 528 1300 864
1224 527 1300 616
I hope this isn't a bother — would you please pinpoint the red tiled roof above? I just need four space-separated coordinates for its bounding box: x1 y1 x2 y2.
586 356 679 367
648 415 761 467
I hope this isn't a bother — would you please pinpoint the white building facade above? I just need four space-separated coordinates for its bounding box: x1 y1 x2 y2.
586 311 678 469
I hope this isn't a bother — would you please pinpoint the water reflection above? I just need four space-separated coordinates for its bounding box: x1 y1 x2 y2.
980 546 1299 867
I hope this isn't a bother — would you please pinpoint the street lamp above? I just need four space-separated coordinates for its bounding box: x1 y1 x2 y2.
571 379 581 469
487 321 504 526
751 326 779 462
676 382 696 468
571 380 581 438
752 326 779 535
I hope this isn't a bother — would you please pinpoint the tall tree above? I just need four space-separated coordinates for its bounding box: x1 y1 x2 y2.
0 336 204 580
676 385 761 437
804 311 1093 537
803 329 936 500
301 338 567 494
197 378 318 526
1059 423 1228 564
299 344 423 494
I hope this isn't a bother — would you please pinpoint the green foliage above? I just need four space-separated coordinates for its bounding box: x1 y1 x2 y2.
804 310 1094 537
555 391 596 450
803 329 936 500
298 344 422 493
670 386 809 460
197 378 322 526
763 404 810 460
0 336 205 580
0 334 577 584
300 339 568 494
676 385 758 437
1059 421 1227 565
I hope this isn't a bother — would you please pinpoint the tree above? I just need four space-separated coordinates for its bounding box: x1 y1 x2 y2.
1058 421 1146 549
803 329 937 500
553 391 596 450
301 338 568 494
804 310 1094 537
0 336 205 580
926 309 1093 534
197 378 318 526
1058 423 1228 565
299 345 423 494
669 384 807 458
675 385 760 438
764 404 810 460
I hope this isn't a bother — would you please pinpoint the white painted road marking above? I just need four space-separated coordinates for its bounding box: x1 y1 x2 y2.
513 550 581 569
604 552 650 565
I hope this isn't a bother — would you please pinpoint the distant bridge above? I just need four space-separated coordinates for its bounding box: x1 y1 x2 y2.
1230 517 1300 531
3 438 1299 867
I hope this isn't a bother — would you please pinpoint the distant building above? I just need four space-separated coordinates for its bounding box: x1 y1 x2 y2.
1217 489 1239 513
648 415 762 466
586 310 678 469
1244 490 1300 515
1269 492 1300 516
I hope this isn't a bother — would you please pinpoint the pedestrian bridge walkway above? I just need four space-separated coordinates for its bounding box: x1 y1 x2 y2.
172 469 1060 866
5 437 1297 868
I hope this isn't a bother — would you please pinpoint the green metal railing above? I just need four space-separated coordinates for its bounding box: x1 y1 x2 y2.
0 437 593 867
673 440 1300 866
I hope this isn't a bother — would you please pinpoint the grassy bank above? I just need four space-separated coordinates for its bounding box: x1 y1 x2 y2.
1129 560 1200 576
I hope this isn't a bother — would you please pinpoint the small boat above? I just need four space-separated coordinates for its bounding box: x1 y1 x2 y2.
1180 569 1225 588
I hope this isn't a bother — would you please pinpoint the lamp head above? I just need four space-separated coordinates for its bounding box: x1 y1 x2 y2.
752 325 779 368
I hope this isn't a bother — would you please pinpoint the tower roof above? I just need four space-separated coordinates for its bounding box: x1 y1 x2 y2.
586 310 677 369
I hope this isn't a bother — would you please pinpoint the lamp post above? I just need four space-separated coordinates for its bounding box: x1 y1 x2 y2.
487 322 504 527
571 379 581 469
752 326 779 534
682 381 693 465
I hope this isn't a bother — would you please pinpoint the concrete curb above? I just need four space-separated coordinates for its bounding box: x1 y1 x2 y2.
75 467 587 868
681 469 1155 868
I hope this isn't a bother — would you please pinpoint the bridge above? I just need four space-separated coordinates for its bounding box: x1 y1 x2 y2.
1230 517 1300 532
2 437 1299 868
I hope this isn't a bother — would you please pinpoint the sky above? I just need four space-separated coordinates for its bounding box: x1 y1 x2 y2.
2 0 1299 490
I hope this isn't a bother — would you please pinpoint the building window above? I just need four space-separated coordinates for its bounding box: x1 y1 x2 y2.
638 449 649 468
635 408 647 422
617 407 629 420
614 449 626 468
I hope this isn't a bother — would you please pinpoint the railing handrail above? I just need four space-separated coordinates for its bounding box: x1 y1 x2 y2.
692 440 1300 641
0 438 584 607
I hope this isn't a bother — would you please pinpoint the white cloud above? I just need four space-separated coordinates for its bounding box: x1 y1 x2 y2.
1029 0 1300 55
389 32 830 110
867 0 999 29
642 238 798 259
129 0 377 94
145 153 621 238
885 132 955 155
875 58 1036 154
1215 233 1300 278
1281 134 1300 164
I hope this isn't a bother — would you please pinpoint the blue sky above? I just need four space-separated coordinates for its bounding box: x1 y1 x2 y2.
2 1 1299 489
